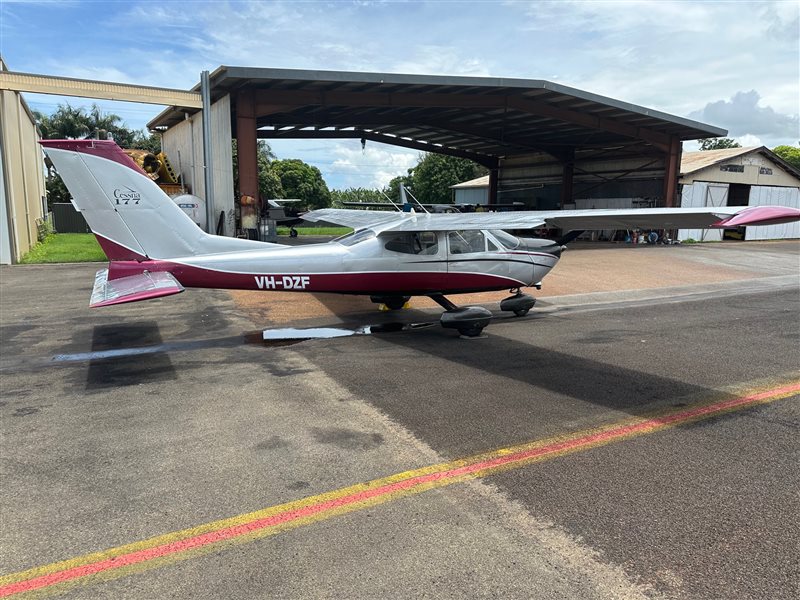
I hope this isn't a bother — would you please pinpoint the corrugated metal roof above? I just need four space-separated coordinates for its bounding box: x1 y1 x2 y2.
451 175 490 189
148 67 726 163
680 147 759 175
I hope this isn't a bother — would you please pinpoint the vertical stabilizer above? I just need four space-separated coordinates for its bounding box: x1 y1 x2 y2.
40 140 278 260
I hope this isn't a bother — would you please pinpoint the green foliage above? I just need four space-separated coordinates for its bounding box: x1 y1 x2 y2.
35 103 163 208
271 159 331 209
772 144 800 170
698 138 741 151
407 154 488 204
45 175 71 208
330 187 386 207
385 174 413 203
20 234 106 263
130 132 162 154
232 140 284 202
276 226 352 236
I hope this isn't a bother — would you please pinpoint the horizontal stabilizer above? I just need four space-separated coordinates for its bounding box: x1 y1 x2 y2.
90 269 184 308
711 206 800 228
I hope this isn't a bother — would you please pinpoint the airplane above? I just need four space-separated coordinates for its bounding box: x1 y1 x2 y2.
40 139 800 337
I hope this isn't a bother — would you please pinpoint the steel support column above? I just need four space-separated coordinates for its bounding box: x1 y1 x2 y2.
488 168 498 206
559 149 575 209
200 70 214 233
236 89 259 209
663 137 681 207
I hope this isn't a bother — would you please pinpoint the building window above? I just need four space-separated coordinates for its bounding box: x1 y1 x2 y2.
720 164 744 173
759 167 773 175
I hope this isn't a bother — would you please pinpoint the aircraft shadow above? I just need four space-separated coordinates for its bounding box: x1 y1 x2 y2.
304 321 732 457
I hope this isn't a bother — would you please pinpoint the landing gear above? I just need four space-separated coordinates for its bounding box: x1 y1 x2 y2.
370 295 411 310
430 294 492 337
500 291 536 317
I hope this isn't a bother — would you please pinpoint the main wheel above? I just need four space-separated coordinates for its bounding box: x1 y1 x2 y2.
513 308 530 317
458 325 484 337
384 296 410 310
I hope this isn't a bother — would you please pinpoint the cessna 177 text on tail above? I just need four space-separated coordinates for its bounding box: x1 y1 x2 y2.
41 140 800 337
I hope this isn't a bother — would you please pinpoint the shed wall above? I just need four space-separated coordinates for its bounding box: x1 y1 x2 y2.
0 88 46 264
680 154 798 187
454 187 489 205
161 94 234 235
746 186 800 240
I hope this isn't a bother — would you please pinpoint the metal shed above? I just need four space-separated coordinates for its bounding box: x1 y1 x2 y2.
678 147 800 241
148 67 726 232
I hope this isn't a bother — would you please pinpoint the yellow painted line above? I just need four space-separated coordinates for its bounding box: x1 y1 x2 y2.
1 379 798 597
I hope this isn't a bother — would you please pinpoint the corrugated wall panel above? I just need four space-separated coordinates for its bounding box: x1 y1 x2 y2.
678 182 724 242
746 186 800 240
162 95 234 235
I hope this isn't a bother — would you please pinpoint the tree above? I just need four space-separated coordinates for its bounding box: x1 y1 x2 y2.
407 153 488 204
772 144 800 171
232 140 284 203
384 173 413 203
698 138 741 151
271 159 331 209
34 103 164 208
330 187 386 208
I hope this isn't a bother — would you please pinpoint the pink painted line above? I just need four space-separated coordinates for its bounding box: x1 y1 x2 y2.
3 382 798 597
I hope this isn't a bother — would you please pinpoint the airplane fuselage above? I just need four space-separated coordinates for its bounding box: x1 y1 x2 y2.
105 229 561 296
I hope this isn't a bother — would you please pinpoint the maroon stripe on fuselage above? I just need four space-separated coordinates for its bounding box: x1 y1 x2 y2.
106 260 525 295
96 235 148 262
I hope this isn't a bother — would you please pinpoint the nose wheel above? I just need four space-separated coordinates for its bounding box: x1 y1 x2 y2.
429 294 492 337
500 292 536 317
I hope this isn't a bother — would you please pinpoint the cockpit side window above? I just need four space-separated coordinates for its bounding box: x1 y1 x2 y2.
383 231 439 255
448 230 486 254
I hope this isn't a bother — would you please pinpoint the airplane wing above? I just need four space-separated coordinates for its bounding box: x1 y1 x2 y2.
303 205 800 232
90 269 184 308
301 208 405 229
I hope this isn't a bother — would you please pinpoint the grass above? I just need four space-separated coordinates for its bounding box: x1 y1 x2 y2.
20 234 107 264
18 227 352 264
276 226 352 236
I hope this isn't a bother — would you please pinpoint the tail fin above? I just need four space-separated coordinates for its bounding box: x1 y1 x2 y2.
40 140 277 260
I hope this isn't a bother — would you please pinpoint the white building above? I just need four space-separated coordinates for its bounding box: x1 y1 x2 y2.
451 146 800 241
1 58 47 264
677 146 800 241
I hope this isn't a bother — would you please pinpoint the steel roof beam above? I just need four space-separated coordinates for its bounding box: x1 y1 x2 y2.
258 128 498 168
251 89 673 149
0 70 202 108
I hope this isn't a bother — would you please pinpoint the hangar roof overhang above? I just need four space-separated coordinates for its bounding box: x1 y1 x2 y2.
148 66 726 167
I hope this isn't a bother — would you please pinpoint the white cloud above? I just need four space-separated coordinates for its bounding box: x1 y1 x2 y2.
735 134 763 148
689 91 799 145
9 0 798 187
329 143 418 189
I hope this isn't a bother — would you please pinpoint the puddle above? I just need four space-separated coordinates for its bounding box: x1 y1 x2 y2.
261 321 437 342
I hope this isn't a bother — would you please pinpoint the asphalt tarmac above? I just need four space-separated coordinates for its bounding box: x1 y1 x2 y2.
1 241 798 599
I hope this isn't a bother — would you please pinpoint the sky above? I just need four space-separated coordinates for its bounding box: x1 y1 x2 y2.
1 0 798 190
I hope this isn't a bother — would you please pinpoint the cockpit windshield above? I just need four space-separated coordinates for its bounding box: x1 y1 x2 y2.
334 229 376 246
489 230 521 249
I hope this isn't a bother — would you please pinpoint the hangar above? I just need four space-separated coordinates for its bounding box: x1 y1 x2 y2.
148 67 727 235
678 146 800 241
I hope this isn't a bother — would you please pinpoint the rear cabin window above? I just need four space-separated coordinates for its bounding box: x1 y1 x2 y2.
335 229 376 246
448 230 486 254
383 231 439 255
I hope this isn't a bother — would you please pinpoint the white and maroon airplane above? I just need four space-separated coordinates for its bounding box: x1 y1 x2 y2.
41 140 800 336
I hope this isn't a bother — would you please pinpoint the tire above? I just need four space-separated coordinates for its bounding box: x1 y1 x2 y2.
458 326 484 337
384 297 409 310
513 308 530 317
